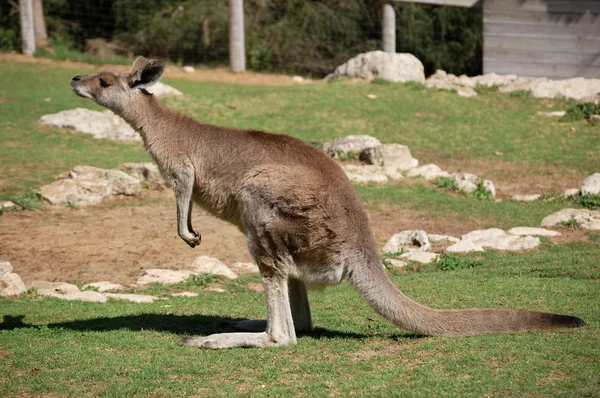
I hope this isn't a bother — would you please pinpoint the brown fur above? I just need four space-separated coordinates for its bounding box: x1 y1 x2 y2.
69 57 584 349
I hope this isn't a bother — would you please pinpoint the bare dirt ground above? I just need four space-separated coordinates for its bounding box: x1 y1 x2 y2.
0 190 492 286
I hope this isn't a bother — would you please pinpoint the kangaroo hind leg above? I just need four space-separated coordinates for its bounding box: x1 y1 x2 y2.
179 272 297 349
229 277 313 333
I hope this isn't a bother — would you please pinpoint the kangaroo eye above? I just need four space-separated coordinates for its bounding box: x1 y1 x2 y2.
100 77 110 88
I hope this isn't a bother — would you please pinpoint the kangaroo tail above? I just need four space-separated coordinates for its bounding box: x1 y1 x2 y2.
350 261 584 337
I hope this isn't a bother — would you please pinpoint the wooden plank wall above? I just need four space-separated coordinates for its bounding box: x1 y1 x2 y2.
483 0 600 79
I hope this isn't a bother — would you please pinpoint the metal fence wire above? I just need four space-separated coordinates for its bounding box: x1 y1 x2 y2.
4 0 483 77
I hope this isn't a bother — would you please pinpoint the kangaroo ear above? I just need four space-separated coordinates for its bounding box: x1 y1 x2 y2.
129 57 165 89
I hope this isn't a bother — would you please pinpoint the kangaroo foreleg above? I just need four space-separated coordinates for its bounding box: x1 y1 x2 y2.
172 168 200 248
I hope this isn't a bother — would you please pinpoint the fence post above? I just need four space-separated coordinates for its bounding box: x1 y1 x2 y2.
19 0 36 55
382 1 396 53
229 0 246 72
33 0 49 50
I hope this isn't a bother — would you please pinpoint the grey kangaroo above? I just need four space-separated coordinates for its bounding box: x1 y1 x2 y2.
69 57 584 349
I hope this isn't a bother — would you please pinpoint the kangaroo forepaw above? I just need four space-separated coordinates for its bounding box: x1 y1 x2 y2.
181 231 201 248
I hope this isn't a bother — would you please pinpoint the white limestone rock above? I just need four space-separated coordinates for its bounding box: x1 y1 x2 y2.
427 234 460 244
0 201 17 210
406 164 450 181
0 262 27 297
327 51 425 83
39 165 141 206
117 163 168 186
82 281 123 293
103 293 159 303
136 269 195 286
564 188 580 198
361 144 416 171
581 173 600 196
186 256 238 279
462 228 540 251
541 208 600 230
29 281 80 294
452 173 496 198
322 135 382 159
399 251 439 264
37 289 107 303
41 108 140 142
341 165 388 184
446 240 485 253
383 230 430 253
507 227 561 237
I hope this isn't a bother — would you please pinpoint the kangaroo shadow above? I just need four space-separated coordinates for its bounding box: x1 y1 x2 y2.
1 313 411 340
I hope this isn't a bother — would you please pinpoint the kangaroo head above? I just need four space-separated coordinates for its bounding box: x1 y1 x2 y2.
70 57 165 112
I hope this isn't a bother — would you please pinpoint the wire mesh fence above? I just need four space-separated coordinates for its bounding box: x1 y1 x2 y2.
2 0 483 77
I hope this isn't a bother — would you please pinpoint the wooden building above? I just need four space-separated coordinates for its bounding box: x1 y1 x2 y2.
392 0 600 79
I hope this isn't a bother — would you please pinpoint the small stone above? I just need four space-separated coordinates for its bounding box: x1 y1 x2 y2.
366 94 377 100
564 188 580 198
462 228 506 242
82 281 123 293
446 240 485 253
183 66 195 73
0 201 17 210
507 227 561 237
186 256 238 279
103 293 158 303
512 194 541 202
292 76 304 83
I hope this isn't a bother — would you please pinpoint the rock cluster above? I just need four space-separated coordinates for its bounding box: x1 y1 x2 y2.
327 52 600 102
381 227 560 269
1 256 261 303
425 70 600 101
38 163 168 207
322 135 496 198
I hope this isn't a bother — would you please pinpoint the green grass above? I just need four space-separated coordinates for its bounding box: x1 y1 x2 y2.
1 239 598 397
35 42 133 66
1 56 599 396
